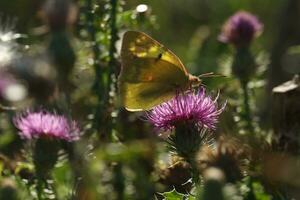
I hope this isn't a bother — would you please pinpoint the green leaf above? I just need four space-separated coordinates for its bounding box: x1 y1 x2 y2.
160 189 187 200
252 181 271 200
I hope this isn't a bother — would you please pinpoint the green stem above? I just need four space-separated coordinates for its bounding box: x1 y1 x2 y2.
173 124 202 184
108 0 118 80
112 163 124 200
106 0 119 141
36 178 44 200
85 0 107 136
241 80 253 132
187 158 200 185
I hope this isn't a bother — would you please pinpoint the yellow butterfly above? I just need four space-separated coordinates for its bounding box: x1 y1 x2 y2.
119 31 204 111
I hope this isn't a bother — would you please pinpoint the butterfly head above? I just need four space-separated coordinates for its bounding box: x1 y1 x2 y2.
188 74 201 87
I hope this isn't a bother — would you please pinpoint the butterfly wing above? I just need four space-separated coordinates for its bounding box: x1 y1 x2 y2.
119 31 190 111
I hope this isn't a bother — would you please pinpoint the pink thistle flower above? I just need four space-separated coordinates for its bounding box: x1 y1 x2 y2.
146 88 225 132
14 110 80 141
219 11 263 47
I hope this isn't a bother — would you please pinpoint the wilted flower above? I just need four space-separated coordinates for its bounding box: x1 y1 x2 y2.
0 23 20 68
158 157 192 193
0 42 15 68
0 33 17 68
0 18 28 102
197 136 250 183
0 31 20 43
14 110 80 141
219 11 263 47
146 88 225 132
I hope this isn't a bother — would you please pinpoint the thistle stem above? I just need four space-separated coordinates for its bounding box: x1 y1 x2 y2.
106 0 119 141
108 0 118 80
112 163 125 200
173 124 202 184
241 80 253 132
187 158 200 184
85 0 107 136
36 178 44 200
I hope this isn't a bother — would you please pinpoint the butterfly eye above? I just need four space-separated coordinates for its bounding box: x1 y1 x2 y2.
189 75 201 85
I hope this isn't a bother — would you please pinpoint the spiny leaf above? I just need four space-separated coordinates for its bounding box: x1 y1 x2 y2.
159 188 192 200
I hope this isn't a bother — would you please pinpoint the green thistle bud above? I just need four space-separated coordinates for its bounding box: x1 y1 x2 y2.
232 47 256 83
33 138 59 179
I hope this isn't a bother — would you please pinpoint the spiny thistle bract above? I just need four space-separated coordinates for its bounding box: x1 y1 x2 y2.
146 88 225 184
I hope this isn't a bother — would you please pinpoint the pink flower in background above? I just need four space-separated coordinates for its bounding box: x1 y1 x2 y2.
0 71 14 97
14 110 80 141
219 11 263 47
146 88 225 132
0 70 27 102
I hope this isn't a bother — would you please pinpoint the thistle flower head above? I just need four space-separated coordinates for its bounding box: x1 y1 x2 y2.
146 88 225 132
14 110 80 141
219 11 263 47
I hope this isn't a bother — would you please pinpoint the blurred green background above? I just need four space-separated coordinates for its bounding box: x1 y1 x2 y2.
1 1 300 199
2 0 299 140
2 0 297 89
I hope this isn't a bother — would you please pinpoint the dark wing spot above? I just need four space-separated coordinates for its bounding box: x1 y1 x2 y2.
158 53 162 59
155 53 162 62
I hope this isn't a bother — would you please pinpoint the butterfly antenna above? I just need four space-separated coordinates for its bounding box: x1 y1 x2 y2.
198 72 226 78
198 72 215 78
